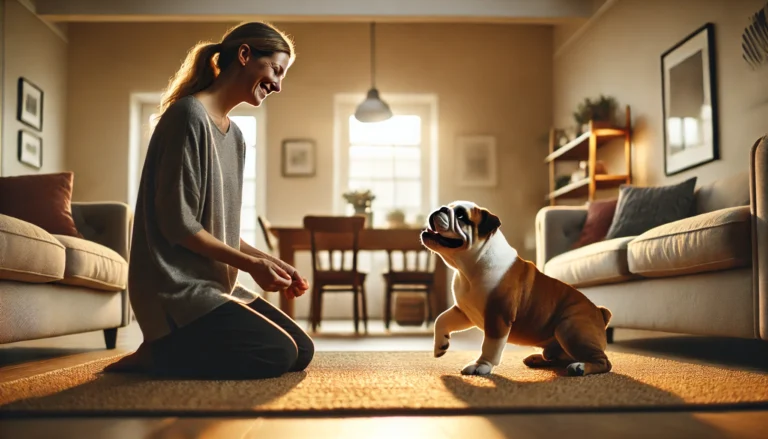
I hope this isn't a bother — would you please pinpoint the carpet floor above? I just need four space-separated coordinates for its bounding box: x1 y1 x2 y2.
2 351 768 416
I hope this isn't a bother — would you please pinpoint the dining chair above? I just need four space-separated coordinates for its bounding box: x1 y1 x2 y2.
303 215 368 334
258 216 278 253
383 248 435 329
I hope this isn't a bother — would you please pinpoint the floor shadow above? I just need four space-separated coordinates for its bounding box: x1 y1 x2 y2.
0 347 104 368
0 368 308 416
610 335 768 372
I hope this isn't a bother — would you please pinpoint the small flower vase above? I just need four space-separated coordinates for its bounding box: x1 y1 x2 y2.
352 201 373 228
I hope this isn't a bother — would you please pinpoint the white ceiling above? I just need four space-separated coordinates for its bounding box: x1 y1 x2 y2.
32 0 595 23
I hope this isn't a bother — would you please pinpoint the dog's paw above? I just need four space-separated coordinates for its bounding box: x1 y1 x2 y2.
433 334 450 358
566 362 586 376
523 354 551 368
461 361 493 376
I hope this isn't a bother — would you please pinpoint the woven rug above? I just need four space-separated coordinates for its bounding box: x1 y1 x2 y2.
2 351 768 416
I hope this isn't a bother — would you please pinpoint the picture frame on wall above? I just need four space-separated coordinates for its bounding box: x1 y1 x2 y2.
661 22 719 176
17 77 44 131
18 130 43 169
281 139 316 177
455 135 497 187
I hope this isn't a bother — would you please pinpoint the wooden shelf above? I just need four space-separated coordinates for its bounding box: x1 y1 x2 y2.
546 175 629 201
545 122 627 163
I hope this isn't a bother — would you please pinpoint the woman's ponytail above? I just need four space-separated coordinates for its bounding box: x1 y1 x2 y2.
157 42 221 117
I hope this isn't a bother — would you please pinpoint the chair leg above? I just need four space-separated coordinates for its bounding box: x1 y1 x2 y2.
425 286 434 326
311 286 321 333
352 285 360 334
384 283 393 330
317 288 324 330
360 282 368 334
606 327 615 344
103 328 118 349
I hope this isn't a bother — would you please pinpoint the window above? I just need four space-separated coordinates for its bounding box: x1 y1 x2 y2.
346 115 424 227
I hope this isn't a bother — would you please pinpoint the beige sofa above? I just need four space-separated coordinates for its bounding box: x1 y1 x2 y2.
0 202 132 348
535 135 767 341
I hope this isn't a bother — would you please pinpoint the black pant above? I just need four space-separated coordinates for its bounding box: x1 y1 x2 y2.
149 296 314 379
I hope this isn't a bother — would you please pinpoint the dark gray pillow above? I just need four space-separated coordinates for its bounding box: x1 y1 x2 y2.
605 177 698 239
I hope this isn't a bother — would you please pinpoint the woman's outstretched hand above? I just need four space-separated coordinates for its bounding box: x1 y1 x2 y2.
247 258 293 292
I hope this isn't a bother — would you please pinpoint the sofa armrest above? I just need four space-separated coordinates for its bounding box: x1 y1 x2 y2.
535 206 587 269
750 134 768 340
71 201 134 326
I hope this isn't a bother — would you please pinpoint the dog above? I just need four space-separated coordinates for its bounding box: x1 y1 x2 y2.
420 201 612 377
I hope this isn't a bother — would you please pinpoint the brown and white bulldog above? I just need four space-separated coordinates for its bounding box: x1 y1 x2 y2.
420 201 612 377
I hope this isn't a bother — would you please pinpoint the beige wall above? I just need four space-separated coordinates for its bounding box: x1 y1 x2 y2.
67 21 553 252
2 0 68 176
554 0 768 188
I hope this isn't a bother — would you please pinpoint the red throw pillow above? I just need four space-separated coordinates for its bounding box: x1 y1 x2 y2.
571 198 618 249
0 171 82 237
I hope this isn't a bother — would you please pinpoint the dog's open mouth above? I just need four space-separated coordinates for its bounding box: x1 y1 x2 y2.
421 228 464 248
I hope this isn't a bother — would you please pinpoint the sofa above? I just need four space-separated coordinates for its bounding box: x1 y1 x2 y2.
535 135 767 341
0 201 132 348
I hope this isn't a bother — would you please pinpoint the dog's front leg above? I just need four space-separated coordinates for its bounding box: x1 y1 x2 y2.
461 319 511 376
433 305 474 358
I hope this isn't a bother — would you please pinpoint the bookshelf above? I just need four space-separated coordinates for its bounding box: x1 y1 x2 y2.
546 105 632 205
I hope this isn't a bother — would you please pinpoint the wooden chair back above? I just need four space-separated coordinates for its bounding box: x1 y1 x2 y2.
386 249 435 273
303 215 366 275
258 216 278 253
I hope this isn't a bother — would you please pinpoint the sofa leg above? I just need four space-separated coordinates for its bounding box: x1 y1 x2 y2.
103 328 118 349
606 327 615 344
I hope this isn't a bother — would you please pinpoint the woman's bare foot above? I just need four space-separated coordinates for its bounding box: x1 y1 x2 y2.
104 342 154 373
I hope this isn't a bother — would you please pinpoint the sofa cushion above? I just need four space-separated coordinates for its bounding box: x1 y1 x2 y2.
572 198 617 249
0 172 82 237
544 236 637 288
694 171 750 215
627 206 751 277
0 214 65 283
605 177 697 239
53 235 128 292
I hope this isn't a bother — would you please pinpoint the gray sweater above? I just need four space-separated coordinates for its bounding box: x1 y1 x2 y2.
129 95 247 342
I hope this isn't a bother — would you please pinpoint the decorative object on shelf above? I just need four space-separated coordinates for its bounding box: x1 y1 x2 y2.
17 77 43 131
354 22 392 123
385 209 406 229
661 22 719 176
742 2 768 69
555 175 571 190
281 139 316 177
17 130 42 169
546 105 632 206
554 129 570 148
455 135 497 187
343 189 375 227
573 95 618 134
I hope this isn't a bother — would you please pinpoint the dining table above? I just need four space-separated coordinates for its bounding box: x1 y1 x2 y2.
269 226 450 320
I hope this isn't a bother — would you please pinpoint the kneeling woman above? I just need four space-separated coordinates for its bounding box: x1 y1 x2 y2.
107 22 314 379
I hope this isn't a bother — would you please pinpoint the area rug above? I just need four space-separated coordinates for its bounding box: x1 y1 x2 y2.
2 351 768 416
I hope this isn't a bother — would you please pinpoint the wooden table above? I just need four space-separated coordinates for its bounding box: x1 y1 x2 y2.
270 227 450 319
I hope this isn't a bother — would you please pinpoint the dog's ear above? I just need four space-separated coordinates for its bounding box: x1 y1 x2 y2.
477 209 501 237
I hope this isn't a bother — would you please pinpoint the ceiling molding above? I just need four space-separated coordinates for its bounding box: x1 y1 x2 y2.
17 0 69 42
553 0 619 59
34 0 594 23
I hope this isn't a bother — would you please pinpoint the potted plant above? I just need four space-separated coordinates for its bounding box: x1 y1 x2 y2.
342 189 376 227
573 95 618 134
386 209 406 229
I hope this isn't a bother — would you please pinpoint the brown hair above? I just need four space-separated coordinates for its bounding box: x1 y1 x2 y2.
158 22 295 117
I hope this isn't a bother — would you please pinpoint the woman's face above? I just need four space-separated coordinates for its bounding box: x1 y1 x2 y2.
238 46 291 107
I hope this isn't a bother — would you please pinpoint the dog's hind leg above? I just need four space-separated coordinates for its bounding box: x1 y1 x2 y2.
554 317 612 376
523 341 574 368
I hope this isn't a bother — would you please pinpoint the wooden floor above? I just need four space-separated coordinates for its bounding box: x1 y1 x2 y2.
2 320 768 439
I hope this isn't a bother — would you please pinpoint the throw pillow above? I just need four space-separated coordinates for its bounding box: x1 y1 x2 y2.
605 177 697 239
0 171 82 237
571 198 618 249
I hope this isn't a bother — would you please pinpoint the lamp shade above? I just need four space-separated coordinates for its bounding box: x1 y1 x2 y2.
354 88 393 123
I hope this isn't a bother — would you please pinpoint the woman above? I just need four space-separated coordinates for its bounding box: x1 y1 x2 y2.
106 22 314 379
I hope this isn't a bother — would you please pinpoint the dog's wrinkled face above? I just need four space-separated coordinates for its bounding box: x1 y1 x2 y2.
420 201 501 255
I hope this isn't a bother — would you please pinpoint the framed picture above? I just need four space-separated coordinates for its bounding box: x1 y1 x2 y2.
17 77 44 131
661 23 719 176
282 139 316 177
455 135 497 187
18 130 43 169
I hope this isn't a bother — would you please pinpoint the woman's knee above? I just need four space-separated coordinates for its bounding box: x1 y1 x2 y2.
291 337 315 372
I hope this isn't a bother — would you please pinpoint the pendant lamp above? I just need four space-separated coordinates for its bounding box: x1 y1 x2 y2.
354 22 393 123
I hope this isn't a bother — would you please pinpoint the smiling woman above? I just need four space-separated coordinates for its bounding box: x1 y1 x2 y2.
108 22 317 380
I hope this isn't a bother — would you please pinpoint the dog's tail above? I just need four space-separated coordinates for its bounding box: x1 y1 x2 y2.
598 306 612 327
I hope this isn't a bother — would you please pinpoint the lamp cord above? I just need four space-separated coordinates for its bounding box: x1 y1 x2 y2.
370 22 376 88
